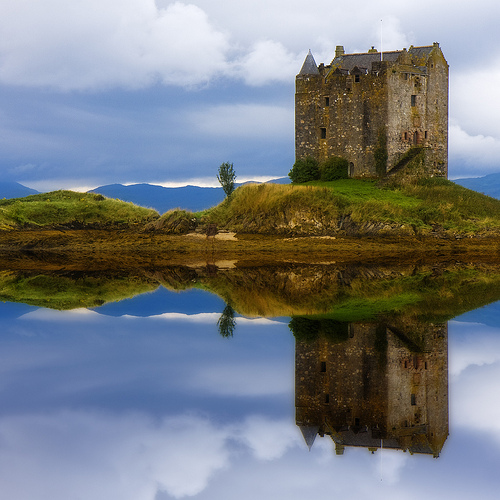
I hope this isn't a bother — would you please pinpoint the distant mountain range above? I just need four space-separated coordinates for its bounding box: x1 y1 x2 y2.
0 182 39 199
89 183 226 213
2 174 499 213
453 173 500 199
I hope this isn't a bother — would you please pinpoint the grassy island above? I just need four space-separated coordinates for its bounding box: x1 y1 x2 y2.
0 178 499 269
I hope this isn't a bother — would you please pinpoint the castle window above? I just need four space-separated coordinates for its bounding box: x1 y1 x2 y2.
354 74 360 83
325 394 330 404
411 394 417 406
404 132 408 141
320 361 327 372
320 128 327 139
424 130 428 139
411 95 417 106
413 131 419 145
325 97 330 106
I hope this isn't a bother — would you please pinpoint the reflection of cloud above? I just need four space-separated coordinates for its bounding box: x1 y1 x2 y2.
448 321 500 377
20 308 102 321
0 411 302 500
0 411 230 499
237 415 301 460
372 449 410 485
451 362 500 445
20 308 282 325
449 321 500 446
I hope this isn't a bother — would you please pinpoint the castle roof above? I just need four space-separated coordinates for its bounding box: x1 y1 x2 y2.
299 50 320 75
328 45 439 75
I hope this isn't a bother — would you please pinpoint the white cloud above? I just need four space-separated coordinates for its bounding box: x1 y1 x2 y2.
449 123 500 178
0 1 230 89
233 40 302 86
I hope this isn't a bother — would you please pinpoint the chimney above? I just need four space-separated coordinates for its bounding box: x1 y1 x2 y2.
335 45 345 58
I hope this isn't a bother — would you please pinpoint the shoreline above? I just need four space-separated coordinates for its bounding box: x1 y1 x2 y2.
0 229 499 270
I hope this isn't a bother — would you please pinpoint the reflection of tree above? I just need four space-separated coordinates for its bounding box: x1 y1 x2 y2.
217 304 236 338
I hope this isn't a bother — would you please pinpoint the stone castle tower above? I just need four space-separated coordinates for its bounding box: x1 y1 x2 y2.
295 43 448 179
294 320 449 457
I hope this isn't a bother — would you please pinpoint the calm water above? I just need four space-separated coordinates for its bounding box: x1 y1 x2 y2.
1 264 500 499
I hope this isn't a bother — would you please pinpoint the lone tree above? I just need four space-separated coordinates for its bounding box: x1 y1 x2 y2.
217 162 236 197
217 304 236 338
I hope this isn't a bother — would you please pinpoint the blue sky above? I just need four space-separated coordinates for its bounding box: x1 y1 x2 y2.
1 0 500 191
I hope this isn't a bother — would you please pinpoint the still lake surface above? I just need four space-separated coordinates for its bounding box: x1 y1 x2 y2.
1 263 500 499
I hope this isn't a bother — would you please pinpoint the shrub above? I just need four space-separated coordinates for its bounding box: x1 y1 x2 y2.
288 157 320 183
320 156 349 181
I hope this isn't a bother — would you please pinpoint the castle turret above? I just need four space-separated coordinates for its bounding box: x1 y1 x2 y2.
299 50 319 75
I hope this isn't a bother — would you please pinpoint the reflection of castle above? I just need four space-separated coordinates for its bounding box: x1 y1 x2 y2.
293 320 448 457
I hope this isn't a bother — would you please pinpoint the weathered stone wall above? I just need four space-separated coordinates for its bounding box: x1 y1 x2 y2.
295 45 448 180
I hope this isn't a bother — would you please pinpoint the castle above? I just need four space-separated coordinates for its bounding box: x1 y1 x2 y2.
294 319 449 457
295 43 448 179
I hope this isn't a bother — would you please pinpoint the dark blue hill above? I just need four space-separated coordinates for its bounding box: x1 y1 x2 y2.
89 183 225 213
0 182 39 199
454 172 500 199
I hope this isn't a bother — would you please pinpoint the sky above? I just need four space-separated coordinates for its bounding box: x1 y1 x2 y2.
1 0 500 191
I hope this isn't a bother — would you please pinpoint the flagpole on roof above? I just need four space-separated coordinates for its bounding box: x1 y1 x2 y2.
380 19 383 62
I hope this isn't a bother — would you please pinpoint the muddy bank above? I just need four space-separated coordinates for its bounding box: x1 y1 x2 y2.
0 229 499 271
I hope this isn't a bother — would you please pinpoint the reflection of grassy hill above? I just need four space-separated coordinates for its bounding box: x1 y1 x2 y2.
198 264 500 321
0 190 158 230
0 271 160 310
1 263 500 318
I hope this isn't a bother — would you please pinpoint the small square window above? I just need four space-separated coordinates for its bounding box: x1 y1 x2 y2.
354 74 360 83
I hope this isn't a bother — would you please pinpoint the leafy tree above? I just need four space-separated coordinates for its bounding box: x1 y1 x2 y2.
320 156 349 181
288 157 320 183
217 304 236 338
217 162 236 197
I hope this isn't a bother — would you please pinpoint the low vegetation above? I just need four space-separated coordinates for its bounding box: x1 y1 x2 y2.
205 177 500 236
0 190 158 230
1 178 500 239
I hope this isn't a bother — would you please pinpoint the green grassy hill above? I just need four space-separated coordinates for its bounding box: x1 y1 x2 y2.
2 179 500 238
203 178 500 236
0 190 158 230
